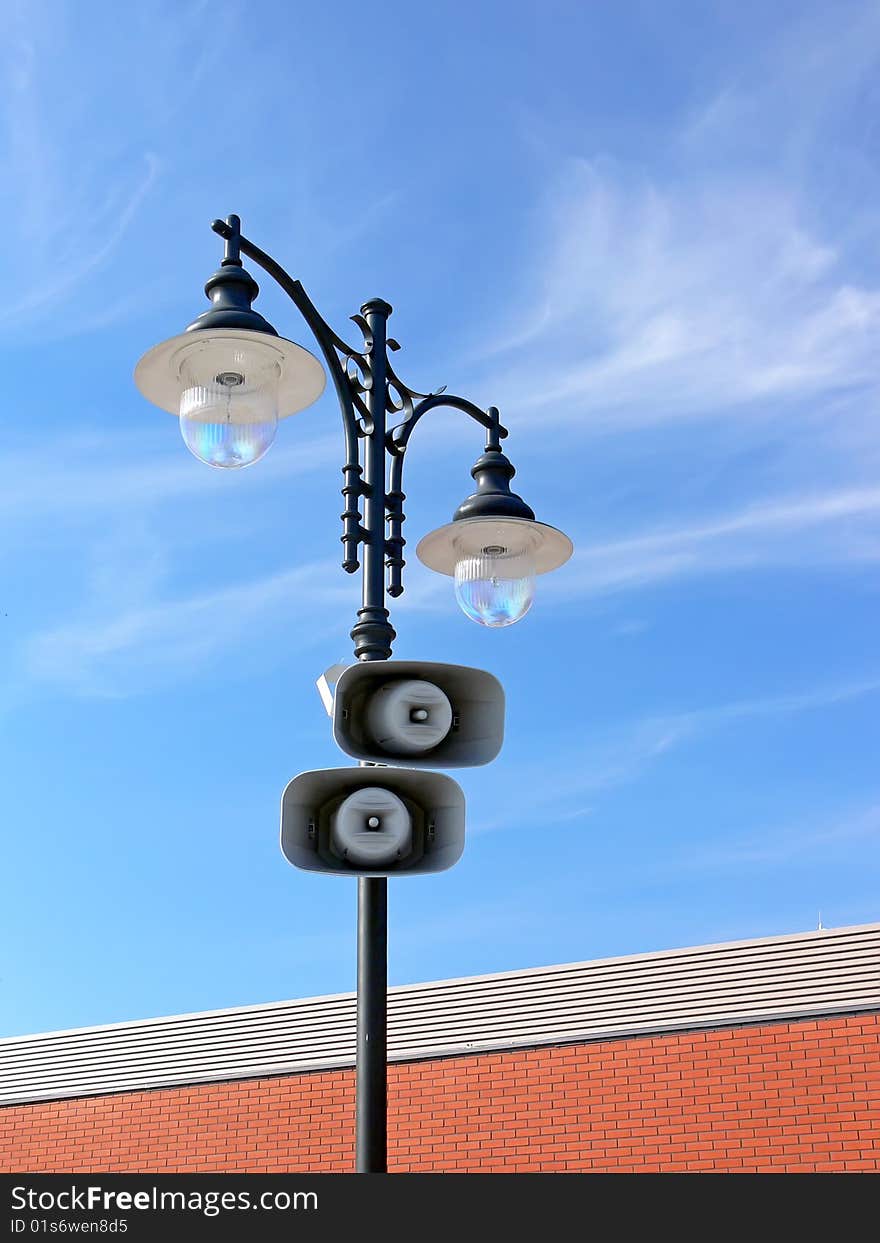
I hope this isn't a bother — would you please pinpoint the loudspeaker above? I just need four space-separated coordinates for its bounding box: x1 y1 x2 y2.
280 767 465 877
331 661 504 768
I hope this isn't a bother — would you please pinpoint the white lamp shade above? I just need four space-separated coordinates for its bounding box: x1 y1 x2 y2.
416 516 573 577
134 328 326 419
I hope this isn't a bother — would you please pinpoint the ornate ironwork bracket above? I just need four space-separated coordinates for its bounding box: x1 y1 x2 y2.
211 217 507 600
385 397 507 597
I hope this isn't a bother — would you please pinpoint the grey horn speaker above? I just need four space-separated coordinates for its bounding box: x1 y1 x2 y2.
280 767 465 877
331 661 504 768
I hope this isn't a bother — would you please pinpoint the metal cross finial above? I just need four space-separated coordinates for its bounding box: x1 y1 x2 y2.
211 214 242 266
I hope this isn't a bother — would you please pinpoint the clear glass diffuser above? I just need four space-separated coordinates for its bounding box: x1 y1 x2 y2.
176 336 282 468
454 543 536 627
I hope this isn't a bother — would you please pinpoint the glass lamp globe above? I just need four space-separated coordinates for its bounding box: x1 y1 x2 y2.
417 515 572 629
135 327 326 470
416 441 573 627
454 542 536 627
176 334 282 468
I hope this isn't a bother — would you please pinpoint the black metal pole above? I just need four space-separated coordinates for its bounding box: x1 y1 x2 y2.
353 299 395 1174
356 875 387 1171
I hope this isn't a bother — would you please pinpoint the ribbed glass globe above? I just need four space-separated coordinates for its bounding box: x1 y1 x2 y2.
177 336 281 469
454 544 535 627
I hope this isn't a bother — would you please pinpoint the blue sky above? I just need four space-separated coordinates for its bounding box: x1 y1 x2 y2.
1 0 878 1036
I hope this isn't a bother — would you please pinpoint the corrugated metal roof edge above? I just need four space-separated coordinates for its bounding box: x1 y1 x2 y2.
2 922 876 1049
3 1000 877 1107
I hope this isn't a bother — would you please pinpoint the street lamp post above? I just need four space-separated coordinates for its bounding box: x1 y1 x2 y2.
135 214 572 1173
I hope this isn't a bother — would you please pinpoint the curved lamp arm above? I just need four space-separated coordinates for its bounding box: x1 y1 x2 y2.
211 217 368 572
384 399 508 598
388 394 507 454
211 217 366 440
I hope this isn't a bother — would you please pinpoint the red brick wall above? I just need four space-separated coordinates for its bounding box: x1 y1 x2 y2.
2 1013 878 1173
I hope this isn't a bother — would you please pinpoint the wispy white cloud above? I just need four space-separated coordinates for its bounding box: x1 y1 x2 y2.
374 483 880 626
678 3 880 177
0 431 339 529
25 476 875 700
24 556 355 697
648 675 880 739
0 0 232 337
477 7 880 438
0 421 349 700
8 154 161 321
482 162 880 432
471 674 880 834
548 486 880 602
0 14 160 331
682 801 880 871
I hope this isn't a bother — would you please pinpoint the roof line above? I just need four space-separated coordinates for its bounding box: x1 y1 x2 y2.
1 920 876 1048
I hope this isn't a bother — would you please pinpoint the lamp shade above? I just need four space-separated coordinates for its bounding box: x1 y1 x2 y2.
416 515 573 577
417 443 572 576
134 327 326 420
416 441 573 625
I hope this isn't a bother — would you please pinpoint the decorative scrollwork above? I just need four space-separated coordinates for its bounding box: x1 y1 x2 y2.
385 376 413 420
384 358 434 423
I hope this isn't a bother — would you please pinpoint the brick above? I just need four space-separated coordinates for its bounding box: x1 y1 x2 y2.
3 1011 878 1173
